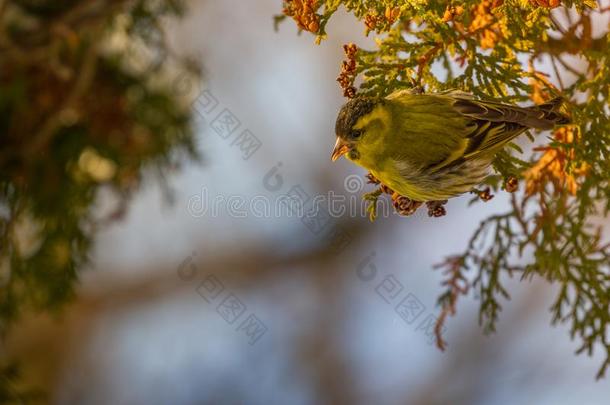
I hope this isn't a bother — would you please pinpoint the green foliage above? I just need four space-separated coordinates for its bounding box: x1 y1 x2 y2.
280 0 610 378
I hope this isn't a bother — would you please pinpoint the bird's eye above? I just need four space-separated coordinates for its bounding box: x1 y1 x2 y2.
351 130 362 139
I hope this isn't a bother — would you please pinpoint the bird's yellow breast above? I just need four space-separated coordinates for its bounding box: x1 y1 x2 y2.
369 164 434 202
361 157 490 202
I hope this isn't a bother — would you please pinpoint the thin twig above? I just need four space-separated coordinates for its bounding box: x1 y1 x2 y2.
550 55 565 91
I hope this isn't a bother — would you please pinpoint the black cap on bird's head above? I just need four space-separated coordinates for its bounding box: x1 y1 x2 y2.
332 97 380 161
335 97 378 139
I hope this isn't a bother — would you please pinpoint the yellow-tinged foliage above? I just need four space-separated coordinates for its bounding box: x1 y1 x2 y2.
279 0 610 379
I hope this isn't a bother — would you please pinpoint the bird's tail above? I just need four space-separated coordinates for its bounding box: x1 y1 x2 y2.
528 97 571 130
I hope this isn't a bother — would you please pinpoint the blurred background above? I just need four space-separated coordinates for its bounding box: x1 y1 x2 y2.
4 0 610 404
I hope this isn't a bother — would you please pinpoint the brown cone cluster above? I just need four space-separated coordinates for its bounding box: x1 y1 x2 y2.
426 200 448 217
442 5 464 22
364 7 401 32
384 6 401 24
475 187 495 202
337 43 358 98
529 0 561 8
469 0 505 49
282 0 321 33
393 194 423 216
364 14 378 31
504 176 519 193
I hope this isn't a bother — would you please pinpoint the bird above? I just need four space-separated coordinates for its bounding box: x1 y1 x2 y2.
331 90 570 202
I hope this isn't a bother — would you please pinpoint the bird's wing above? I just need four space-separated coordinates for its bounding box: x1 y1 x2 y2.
448 94 536 163
459 119 528 162
386 93 473 172
387 91 566 177
387 92 534 173
451 94 554 128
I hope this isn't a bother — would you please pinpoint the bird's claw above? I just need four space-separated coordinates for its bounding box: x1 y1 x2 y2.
363 188 383 222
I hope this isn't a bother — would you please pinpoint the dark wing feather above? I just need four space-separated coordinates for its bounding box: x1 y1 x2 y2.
461 120 528 160
440 94 569 163
452 94 569 129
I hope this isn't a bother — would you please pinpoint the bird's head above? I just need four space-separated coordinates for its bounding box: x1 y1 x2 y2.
331 96 390 163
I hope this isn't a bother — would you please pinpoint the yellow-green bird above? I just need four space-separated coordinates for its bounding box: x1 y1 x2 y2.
331 90 570 201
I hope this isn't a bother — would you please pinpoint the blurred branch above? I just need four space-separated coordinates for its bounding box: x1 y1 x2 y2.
0 0 200 398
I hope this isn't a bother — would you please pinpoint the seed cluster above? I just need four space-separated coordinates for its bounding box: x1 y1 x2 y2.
384 6 401 24
504 176 519 193
529 0 561 8
426 200 448 218
473 187 495 202
337 43 358 98
392 194 423 216
282 0 321 33
364 7 400 32
442 5 464 23
470 0 505 49
364 14 378 31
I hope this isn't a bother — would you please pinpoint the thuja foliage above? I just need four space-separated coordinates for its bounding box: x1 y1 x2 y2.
279 0 610 378
0 0 198 400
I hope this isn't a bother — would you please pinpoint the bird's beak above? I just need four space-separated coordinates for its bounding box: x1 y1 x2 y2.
331 138 350 162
